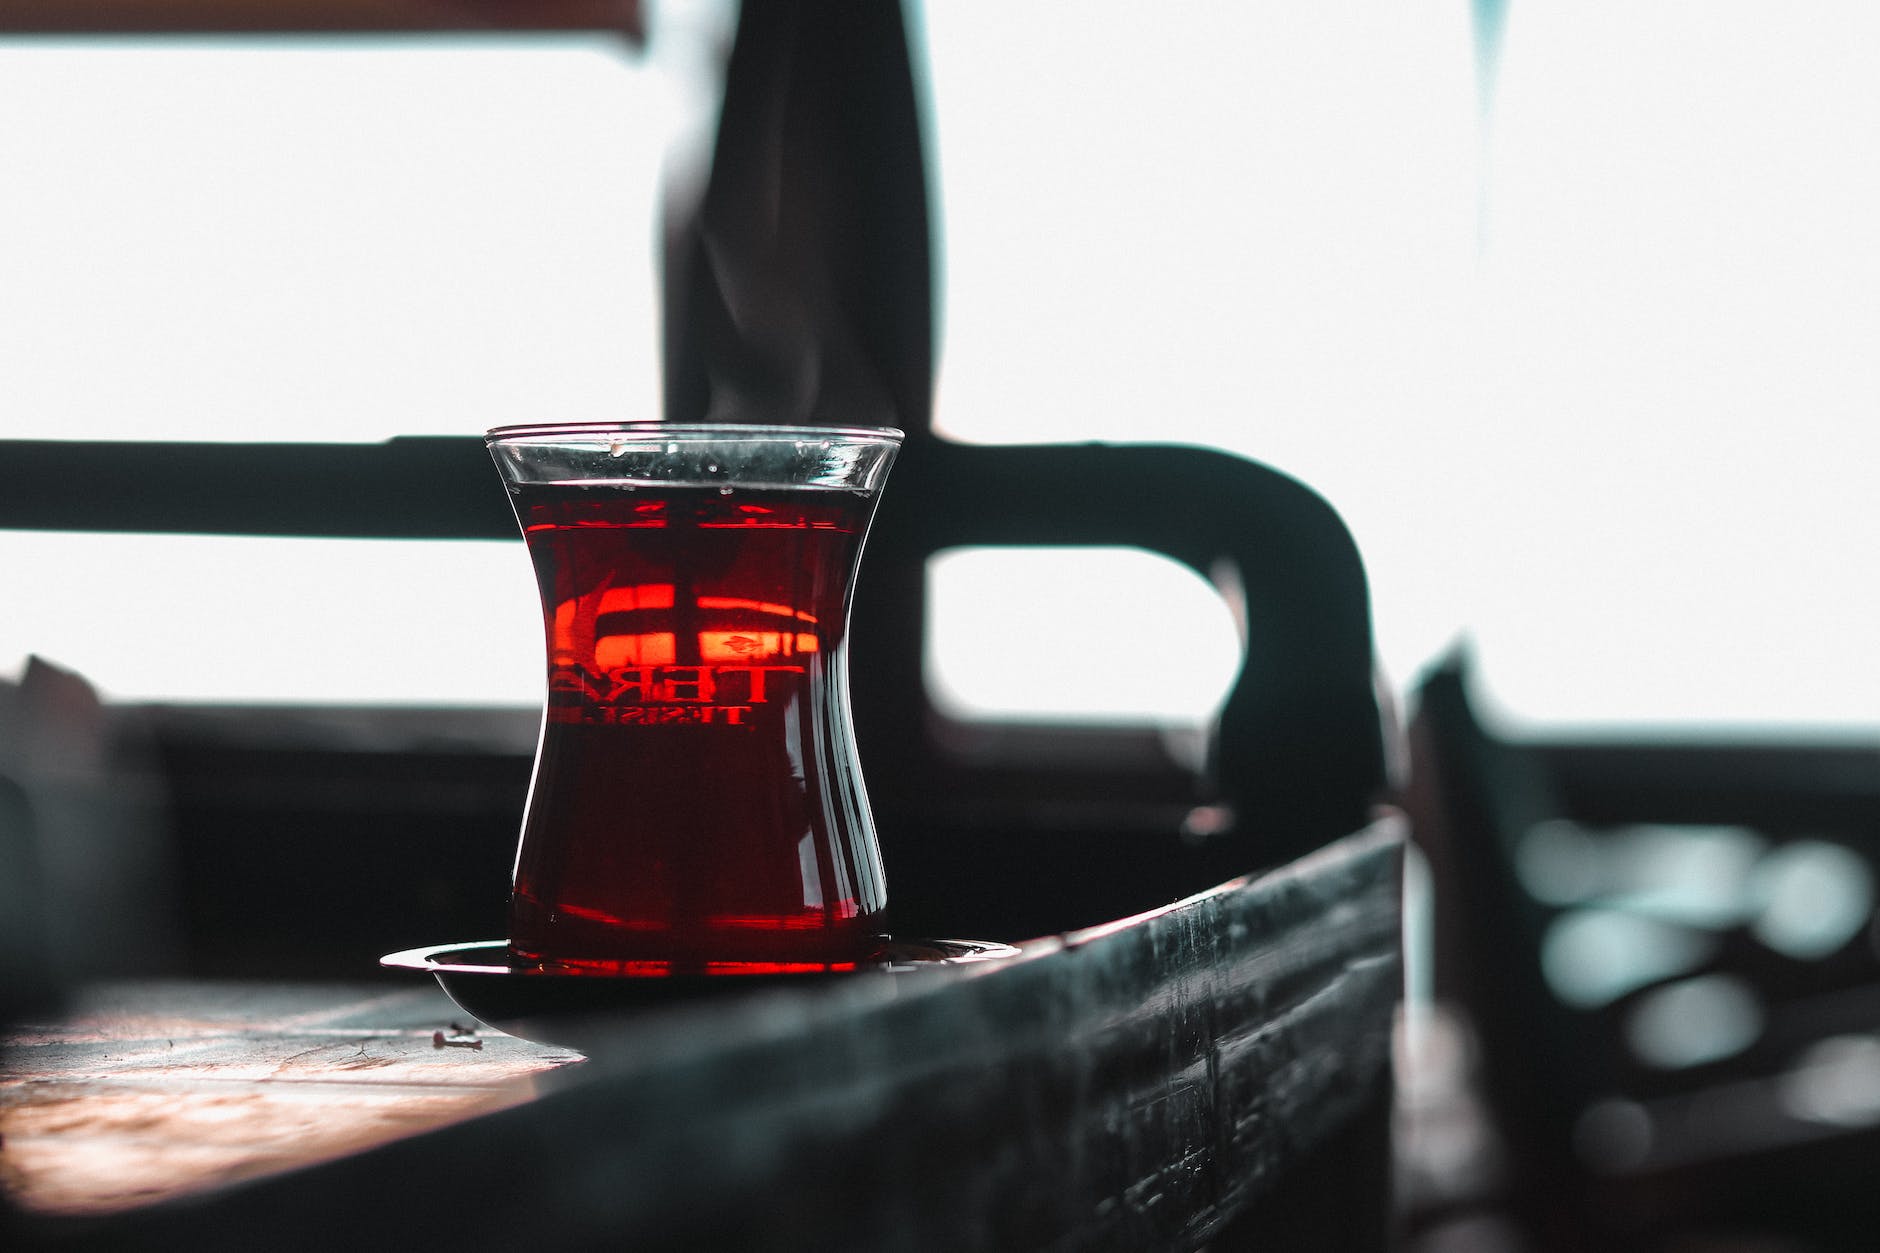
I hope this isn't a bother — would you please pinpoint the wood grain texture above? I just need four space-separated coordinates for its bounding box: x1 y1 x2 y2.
1 984 580 1215
10 817 1403 1251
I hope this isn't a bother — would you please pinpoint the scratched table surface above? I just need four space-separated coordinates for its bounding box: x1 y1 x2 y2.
0 981 582 1216
1 821 1403 1251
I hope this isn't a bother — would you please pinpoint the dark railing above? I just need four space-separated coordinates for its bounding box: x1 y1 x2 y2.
0 1 643 37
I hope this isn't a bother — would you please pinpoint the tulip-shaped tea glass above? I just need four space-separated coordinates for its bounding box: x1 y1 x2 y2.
486 423 902 975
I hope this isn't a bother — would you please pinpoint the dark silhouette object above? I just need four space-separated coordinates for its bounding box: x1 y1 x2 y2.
663 0 931 436
0 2 646 39
857 439 1388 942
1410 651 1880 1252
0 658 179 1001
657 0 1390 911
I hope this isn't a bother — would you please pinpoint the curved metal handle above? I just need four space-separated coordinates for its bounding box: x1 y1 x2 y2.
866 439 1387 852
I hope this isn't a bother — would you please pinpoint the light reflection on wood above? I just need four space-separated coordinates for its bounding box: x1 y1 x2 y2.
1 982 582 1215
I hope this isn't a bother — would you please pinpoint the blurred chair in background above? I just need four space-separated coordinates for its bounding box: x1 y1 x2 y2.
1410 651 1880 1252
0 657 179 1013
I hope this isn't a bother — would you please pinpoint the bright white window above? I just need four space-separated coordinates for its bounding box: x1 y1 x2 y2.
0 532 542 705
0 23 715 705
0 36 686 444
3 4 1878 733
921 1 1880 734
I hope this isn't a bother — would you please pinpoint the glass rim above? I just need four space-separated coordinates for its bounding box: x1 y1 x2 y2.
485 421 904 446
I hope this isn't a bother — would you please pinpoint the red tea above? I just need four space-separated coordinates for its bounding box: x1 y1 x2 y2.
505 482 888 974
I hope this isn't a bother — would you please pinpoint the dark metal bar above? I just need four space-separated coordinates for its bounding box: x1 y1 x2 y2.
0 1 643 37
0 437 512 539
0 433 1390 859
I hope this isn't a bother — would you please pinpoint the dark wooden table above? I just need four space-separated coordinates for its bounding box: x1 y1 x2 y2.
1 982 581 1215
4 818 1403 1252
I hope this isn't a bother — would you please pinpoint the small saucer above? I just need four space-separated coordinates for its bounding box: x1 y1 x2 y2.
381 938 1020 1047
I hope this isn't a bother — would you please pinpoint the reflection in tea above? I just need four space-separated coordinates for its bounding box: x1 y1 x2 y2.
505 483 888 974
